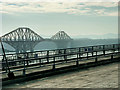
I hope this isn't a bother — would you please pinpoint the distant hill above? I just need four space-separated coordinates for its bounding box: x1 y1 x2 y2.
71 38 118 47
72 33 118 39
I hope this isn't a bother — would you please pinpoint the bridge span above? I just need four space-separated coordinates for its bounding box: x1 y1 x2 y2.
0 27 73 53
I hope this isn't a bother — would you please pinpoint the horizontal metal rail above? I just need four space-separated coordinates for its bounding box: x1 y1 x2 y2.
1 44 120 78
0 44 119 61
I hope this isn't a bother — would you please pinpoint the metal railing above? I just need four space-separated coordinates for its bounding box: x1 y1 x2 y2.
0 44 120 78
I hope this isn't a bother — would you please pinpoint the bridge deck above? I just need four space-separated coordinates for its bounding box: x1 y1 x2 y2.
1 55 119 79
3 61 119 88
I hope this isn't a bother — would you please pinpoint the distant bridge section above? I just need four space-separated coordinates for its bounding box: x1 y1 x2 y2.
51 31 73 49
0 27 73 53
1 27 44 53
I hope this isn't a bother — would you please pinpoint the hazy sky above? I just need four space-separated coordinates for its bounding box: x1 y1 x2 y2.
0 1 118 38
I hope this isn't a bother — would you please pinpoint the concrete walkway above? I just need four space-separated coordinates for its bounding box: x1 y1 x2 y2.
3 62 119 88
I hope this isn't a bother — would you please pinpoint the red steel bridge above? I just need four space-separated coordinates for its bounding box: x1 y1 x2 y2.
0 27 73 53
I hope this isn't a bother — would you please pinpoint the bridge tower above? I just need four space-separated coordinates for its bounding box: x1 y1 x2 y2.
1 27 44 53
51 31 73 49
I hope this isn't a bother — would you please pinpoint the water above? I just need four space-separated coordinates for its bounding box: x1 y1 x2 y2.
0 38 118 55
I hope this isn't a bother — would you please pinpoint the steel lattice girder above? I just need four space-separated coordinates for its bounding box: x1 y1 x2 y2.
51 31 72 40
1 27 44 52
1 28 73 52
1 27 44 41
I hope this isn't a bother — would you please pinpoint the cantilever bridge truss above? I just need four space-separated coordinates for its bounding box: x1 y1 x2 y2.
51 31 72 40
0 27 73 53
51 31 73 49
1 27 44 53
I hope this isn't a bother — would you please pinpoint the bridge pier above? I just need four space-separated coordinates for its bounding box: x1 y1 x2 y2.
53 40 72 49
51 31 73 49
13 42 36 53
30 44 34 52
16 49 19 53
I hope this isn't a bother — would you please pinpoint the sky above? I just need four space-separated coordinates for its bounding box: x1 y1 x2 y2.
0 1 119 38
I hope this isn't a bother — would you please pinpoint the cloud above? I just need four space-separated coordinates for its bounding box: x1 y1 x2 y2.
0 0 119 2
1 2 118 16
83 2 118 7
106 12 118 16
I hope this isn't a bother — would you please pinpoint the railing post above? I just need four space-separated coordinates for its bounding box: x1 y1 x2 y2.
23 59 26 76
113 44 115 53
1 41 15 79
95 57 98 62
76 53 79 66
26 60 29 66
95 51 97 62
103 45 105 55
25 53 29 66
47 51 49 63
92 46 94 56
34 53 38 63
53 57 55 70
79 48 81 57
39 59 41 67
64 49 67 62
111 54 113 60
87 52 88 59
